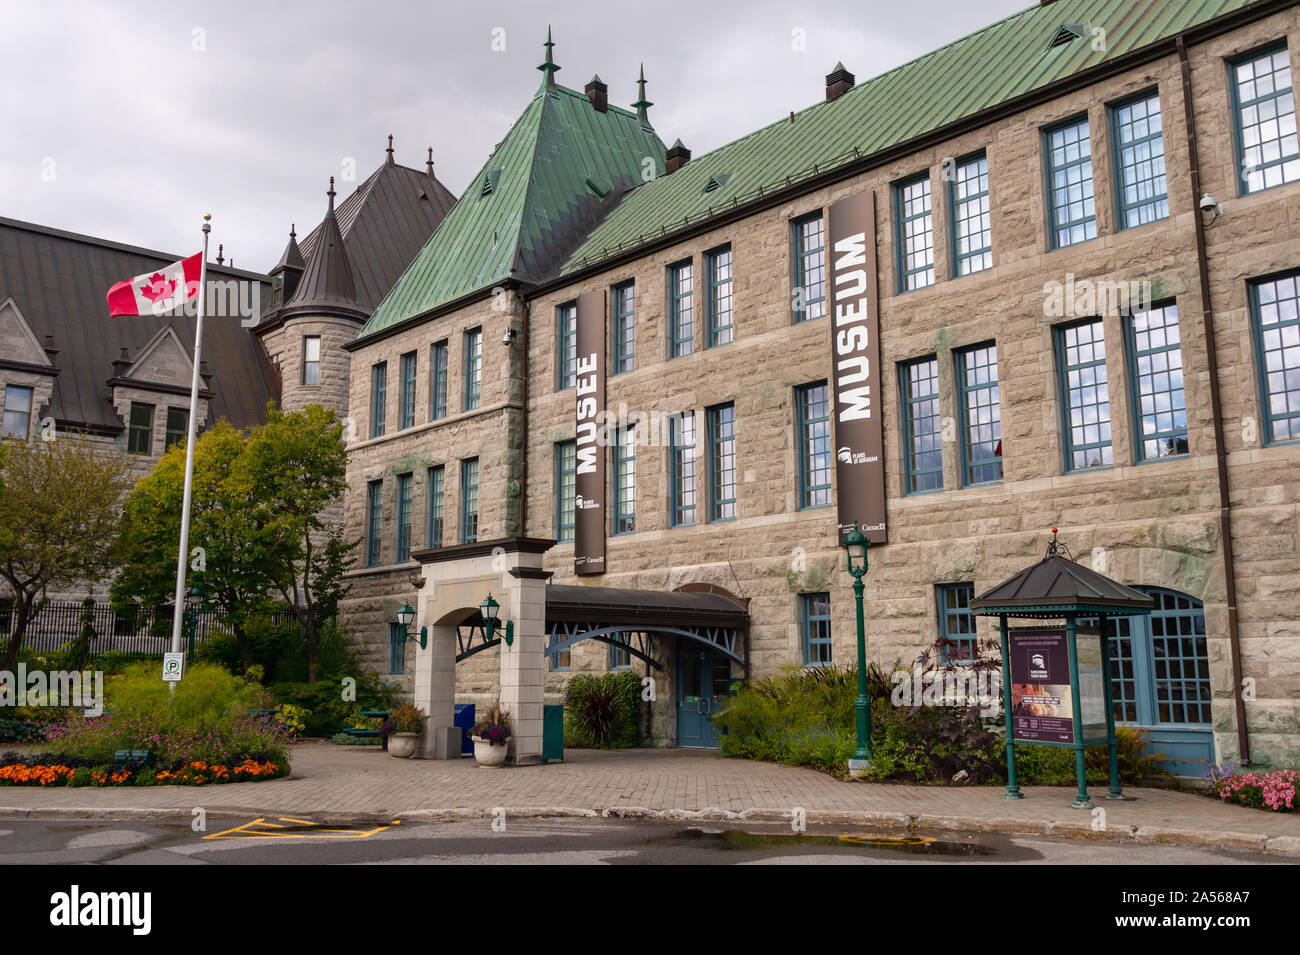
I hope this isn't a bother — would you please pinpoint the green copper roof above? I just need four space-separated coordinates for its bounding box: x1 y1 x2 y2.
558 0 1263 276
358 79 665 341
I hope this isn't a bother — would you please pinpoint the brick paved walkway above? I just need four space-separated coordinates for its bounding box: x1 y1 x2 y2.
2 743 1297 853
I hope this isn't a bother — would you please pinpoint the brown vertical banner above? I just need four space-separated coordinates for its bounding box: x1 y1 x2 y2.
574 289 607 575
827 190 887 544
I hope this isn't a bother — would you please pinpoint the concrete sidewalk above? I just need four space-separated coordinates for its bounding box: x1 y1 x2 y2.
2 742 1297 855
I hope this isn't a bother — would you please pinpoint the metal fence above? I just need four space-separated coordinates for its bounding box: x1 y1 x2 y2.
0 600 241 658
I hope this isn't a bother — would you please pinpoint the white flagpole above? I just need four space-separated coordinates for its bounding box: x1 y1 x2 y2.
168 214 212 671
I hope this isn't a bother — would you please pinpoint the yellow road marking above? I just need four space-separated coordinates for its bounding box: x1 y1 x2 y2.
203 816 395 840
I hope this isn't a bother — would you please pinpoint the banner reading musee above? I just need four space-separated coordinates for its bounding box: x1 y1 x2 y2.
574 289 606 576
827 190 886 544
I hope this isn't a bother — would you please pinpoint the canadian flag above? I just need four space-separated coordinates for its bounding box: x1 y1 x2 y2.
107 253 202 317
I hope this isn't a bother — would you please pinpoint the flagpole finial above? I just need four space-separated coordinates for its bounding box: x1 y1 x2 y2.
202 213 211 233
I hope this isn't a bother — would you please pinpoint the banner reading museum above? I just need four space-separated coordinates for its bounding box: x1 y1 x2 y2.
574 289 606 575
828 190 886 544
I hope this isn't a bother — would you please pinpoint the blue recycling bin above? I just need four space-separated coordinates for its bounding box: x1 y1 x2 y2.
454 703 475 756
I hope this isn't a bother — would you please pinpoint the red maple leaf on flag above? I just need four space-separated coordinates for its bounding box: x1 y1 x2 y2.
138 272 176 303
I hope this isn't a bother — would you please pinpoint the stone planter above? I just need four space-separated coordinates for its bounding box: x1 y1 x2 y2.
472 736 509 767
388 732 419 758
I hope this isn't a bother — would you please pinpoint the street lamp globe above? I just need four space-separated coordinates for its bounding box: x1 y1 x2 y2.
842 522 870 578
480 593 500 625
395 602 415 629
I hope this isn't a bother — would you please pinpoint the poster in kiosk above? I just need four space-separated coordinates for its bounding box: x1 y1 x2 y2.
1009 628 1108 744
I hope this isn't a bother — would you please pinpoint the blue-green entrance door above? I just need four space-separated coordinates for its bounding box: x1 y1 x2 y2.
677 648 730 748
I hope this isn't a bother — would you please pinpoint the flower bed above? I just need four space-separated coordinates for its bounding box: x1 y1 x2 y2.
0 753 289 787
1207 764 1298 811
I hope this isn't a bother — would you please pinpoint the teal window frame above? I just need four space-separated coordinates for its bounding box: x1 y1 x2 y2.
612 425 636 535
669 260 694 359
949 153 992 277
706 245 733 348
669 411 696 528
400 351 417 430
460 457 479 544
2 385 32 440
1125 301 1188 461
557 302 578 389
1110 89 1169 229
1249 270 1300 444
936 583 977 665
1230 43 1299 195
370 362 387 438
430 340 448 421
549 644 571 672
796 381 831 509
426 465 445 549
609 635 631 670
1044 115 1097 249
792 212 826 322
127 402 154 455
707 403 736 522
612 282 635 374
464 328 482 411
1056 317 1114 471
901 356 943 494
366 479 383 567
395 472 413 562
302 335 321 386
801 593 832 667
389 623 405 674
555 440 576 543
164 407 188 451
956 343 1003 486
895 173 934 292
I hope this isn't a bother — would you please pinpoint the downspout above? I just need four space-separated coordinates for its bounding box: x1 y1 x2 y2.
519 295 530 536
1177 36 1250 764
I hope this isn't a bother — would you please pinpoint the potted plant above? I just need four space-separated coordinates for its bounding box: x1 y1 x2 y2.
470 700 512 767
387 703 425 758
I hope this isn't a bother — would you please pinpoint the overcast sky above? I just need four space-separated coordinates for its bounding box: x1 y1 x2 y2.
1 0 1028 271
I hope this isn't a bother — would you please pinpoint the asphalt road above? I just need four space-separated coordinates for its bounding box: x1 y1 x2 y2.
0 815 1289 865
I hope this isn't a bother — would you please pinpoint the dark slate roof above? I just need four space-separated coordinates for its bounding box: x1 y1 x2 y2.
271 227 305 276
278 181 365 321
971 555 1156 614
558 0 1264 276
0 216 278 434
298 157 456 314
357 80 666 342
545 584 748 627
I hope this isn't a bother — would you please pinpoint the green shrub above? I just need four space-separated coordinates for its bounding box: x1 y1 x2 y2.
564 671 641 748
269 671 399 738
195 616 356 684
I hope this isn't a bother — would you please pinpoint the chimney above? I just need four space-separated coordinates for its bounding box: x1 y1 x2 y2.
112 346 131 377
585 74 608 113
826 61 855 103
665 138 691 175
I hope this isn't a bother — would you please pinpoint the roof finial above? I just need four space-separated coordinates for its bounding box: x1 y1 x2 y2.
327 176 336 212
633 62 653 127
538 25 559 88
386 133 395 166
426 147 434 178
290 223 296 239
216 243 224 265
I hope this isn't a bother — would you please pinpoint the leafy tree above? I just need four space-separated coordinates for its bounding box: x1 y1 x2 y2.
0 432 133 670
111 405 354 678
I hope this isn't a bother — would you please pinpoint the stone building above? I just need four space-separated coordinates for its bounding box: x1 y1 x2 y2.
352 0 1294 772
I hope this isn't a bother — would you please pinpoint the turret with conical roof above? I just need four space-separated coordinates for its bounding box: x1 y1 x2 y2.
279 178 366 322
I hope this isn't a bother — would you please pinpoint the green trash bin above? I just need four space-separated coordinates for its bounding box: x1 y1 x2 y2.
542 704 564 762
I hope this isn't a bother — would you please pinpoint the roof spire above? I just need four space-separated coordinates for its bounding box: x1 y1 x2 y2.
426 147 434 178
216 243 224 266
327 176 336 212
537 25 559 88
386 134 395 166
632 63 653 127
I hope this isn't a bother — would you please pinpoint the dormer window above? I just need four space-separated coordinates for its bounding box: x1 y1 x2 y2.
481 169 501 197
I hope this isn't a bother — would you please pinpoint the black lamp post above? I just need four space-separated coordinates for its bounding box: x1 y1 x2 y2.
842 522 873 771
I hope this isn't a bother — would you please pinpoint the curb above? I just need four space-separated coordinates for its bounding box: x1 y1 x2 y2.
1 804 1296 855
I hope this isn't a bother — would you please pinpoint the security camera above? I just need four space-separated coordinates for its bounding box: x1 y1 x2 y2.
1199 193 1222 222
502 326 516 346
